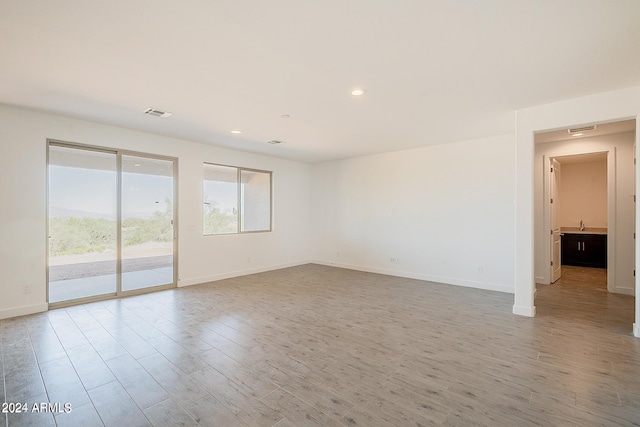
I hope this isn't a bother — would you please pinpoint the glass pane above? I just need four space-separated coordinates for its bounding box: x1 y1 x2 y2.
241 170 271 232
121 155 174 292
203 164 238 234
48 145 117 303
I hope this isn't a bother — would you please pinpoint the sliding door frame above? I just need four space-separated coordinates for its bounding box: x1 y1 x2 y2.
46 139 178 308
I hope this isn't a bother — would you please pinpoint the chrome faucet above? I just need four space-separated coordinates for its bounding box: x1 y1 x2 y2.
579 219 585 231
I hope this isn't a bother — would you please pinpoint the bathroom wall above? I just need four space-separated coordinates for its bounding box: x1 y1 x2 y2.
558 159 607 228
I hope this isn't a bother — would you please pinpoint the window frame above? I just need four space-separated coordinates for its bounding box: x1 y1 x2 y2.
203 162 273 235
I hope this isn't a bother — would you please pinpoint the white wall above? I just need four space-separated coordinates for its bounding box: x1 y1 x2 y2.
558 160 607 228
533 132 635 293
311 134 516 293
515 85 640 337
0 105 312 319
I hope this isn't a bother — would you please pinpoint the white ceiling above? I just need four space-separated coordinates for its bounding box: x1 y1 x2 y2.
2 1 640 163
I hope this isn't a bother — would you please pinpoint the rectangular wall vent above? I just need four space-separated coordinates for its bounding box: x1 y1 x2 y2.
568 125 596 134
144 108 172 118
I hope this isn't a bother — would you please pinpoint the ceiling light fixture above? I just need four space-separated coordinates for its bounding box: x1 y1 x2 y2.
230 130 242 134
571 132 583 137
281 114 290 119
351 88 366 96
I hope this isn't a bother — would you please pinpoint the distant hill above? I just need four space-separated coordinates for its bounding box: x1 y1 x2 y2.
49 206 114 219
49 206 155 219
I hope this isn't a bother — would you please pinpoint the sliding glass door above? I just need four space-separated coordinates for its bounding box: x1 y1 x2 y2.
121 155 174 292
48 142 176 305
48 145 118 303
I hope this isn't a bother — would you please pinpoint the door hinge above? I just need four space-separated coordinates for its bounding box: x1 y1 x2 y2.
551 261 554 266
550 198 553 204
550 167 554 172
634 270 636 277
550 229 553 235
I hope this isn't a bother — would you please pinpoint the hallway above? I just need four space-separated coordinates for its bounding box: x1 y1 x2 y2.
537 265 634 335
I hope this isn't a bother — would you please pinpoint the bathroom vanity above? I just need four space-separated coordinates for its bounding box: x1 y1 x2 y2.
560 227 607 269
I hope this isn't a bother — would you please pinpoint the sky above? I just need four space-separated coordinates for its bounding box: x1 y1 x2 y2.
49 166 173 219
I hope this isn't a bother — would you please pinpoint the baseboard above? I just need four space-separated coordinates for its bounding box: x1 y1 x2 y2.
610 287 635 296
311 260 514 294
177 260 312 287
634 323 640 338
513 304 536 317
0 303 48 320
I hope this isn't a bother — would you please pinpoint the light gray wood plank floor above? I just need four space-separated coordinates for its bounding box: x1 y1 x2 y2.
1 264 638 426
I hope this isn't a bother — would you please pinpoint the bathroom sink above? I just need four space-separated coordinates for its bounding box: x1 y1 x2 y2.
560 227 607 235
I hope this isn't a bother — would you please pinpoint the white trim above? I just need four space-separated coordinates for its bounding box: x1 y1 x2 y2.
177 260 311 287
612 287 635 296
0 303 48 320
311 260 514 294
636 114 640 338
542 154 552 285
513 304 536 317
607 149 616 292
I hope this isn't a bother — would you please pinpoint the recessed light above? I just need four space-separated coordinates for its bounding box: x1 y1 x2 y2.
230 130 242 134
133 163 141 167
351 89 366 96
281 114 290 119
571 132 583 137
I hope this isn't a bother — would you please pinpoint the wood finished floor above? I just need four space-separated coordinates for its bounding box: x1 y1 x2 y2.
1 264 639 426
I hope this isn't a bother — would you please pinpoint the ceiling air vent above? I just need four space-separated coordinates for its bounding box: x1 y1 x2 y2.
568 125 596 135
144 108 172 118
267 140 284 145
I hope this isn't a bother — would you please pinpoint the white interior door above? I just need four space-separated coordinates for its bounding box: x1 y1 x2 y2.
551 158 562 283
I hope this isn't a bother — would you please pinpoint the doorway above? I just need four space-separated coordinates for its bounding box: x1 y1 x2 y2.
535 120 635 296
47 141 177 306
547 152 609 287
513 91 640 336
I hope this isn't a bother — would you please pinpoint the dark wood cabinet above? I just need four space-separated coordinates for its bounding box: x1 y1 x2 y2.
561 233 607 268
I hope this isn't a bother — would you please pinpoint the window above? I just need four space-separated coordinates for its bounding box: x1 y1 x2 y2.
203 163 272 234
